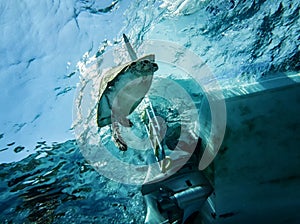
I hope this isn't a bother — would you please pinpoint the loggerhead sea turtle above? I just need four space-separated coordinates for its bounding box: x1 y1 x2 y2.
97 34 158 151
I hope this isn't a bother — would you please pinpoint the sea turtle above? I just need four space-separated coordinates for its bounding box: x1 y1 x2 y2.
97 34 158 151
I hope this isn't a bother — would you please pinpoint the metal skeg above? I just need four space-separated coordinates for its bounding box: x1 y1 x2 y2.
142 96 171 173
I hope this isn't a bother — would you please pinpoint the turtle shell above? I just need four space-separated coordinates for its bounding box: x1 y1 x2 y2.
97 54 158 128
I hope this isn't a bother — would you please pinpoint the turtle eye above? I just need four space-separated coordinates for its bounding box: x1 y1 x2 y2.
131 62 137 67
152 63 158 72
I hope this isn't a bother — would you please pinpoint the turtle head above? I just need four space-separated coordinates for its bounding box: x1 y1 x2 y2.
130 60 158 74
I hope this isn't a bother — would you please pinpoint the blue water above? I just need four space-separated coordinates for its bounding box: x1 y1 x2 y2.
0 0 299 223
0 140 145 223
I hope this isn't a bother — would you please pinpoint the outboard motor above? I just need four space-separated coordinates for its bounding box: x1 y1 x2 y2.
142 138 213 224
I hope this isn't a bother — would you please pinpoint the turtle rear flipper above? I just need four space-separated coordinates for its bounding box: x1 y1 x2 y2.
123 33 137 61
